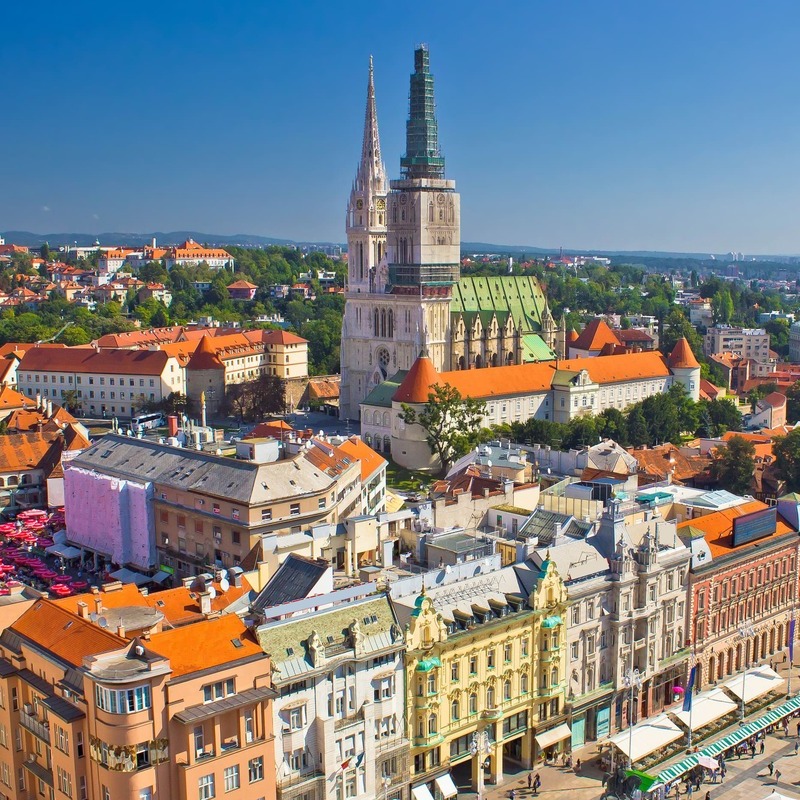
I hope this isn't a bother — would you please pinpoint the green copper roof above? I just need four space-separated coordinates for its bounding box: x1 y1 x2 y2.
400 46 445 180
450 276 550 334
521 334 556 362
361 370 408 409
416 656 442 672
542 615 563 628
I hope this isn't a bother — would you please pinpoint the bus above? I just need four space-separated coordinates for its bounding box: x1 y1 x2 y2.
131 412 165 430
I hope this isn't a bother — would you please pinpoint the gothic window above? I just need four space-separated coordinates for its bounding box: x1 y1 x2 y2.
384 435 391 451
373 309 379 336
376 347 390 380
429 203 434 222
380 309 386 338
387 310 394 338
382 411 390 427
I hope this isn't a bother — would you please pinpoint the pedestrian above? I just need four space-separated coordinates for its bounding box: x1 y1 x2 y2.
721 765 726 781
533 773 540 796
575 758 581 773
769 761 775 777
705 793 711 800
510 790 516 800
795 741 799 756
712 768 719 784
527 773 533 790
760 740 765 754
776 769 782 783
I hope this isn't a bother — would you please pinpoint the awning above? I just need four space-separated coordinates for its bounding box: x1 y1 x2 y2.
151 570 172 584
671 688 737 730
411 785 435 800
45 543 82 560
109 568 151 587
655 694 800 787
723 665 784 703
609 713 683 763
535 722 572 750
434 774 458 799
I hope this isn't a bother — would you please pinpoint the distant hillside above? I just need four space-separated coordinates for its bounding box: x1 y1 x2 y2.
1 231 344 249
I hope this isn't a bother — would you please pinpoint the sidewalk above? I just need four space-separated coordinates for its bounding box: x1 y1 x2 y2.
465 652 800 799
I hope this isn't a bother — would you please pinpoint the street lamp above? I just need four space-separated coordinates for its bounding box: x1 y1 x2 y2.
470 729 491 800
623 667 642 769
738 624 755 722
381 775 391 800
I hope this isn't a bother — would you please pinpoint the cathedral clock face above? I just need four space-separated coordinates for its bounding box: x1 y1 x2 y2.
356 199 364 210
436 193 445 205
399 194 408 205
377 199 386 210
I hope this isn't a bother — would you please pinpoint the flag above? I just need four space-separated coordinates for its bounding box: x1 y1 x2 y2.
683 666 696 713
790 618 796 665
340 758 351 772
355 753 365 769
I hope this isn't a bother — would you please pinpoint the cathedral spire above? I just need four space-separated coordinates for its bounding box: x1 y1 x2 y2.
401 45 446 180
357 55 386 191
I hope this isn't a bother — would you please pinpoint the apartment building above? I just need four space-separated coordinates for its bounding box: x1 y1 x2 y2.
678 496 800 690
703 325 771 363
256 590 408 800
17 348 185 419
64 435 363 579
0 590 276 800
391 559 569 797
164 240 235 270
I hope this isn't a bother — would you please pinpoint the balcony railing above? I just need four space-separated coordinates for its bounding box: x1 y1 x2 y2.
20 710 51 744
278 767 324 789
334 707 364 731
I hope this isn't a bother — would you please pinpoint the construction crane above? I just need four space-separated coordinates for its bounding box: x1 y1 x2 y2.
35 321 73 345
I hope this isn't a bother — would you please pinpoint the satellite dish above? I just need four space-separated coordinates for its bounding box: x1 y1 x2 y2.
208 586 217 600
219 578 230 593
89 612 98 622
189 576 206 593
98 617 109 629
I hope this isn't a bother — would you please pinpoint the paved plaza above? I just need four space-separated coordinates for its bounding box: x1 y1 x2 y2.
460 657 800 800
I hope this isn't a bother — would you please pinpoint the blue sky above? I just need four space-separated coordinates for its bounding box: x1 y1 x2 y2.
3 1 800 253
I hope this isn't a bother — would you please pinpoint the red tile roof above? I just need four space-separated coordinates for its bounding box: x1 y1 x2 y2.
187 334 225 370
667 337 700 369
19 347 172 376
393 354 439 403
337 436 386 483
572 319 621 351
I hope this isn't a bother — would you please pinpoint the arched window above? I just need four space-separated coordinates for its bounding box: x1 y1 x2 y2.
428 714 437 735
384 435 391 452
7 477 18 487
451 699 459 720
382 411 390 427
469 693 477 714
486 685 495 708
373 309 379 336
380 309 386 338
503 680 511 701
551 667 558 686
520 673 528 694
387 309 394 338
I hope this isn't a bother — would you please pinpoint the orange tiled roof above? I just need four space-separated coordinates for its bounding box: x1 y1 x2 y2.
393 355 440 403
572 319 621 351
677 499 794 558
628 443 712 483
0 385 30 410
306 377 340 401
227 280 258 290
187 334 225 370
337 436 386 482
761 392 787 409
667 337 700 369
566 328 579 344
19 347 172 376
147 613 262 677
10 599 125 666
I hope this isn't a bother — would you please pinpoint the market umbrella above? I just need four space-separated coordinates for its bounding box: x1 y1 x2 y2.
697 755 719 770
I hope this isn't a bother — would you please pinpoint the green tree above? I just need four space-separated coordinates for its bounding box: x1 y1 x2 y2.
400 383 487 474
711 435 755 494
660 309 702 360
786 382 800 424
705 398 742 434
711 289 734 324
626 407 649 446
774 429 800 492
596 408 629 446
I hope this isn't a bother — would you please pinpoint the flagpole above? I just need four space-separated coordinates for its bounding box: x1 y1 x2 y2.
684 660 697 752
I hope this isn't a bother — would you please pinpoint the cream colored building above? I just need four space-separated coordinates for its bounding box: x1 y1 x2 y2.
391 559 569 796
703 325 770 362
17 347 185 418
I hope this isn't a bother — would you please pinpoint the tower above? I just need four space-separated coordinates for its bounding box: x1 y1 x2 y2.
340 57 390 420
666 337 701 402
340 46 461 421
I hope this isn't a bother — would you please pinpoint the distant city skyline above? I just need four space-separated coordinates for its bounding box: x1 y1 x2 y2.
4 1 800 253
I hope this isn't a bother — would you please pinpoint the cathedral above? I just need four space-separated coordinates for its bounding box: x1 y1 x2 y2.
339 47 558 421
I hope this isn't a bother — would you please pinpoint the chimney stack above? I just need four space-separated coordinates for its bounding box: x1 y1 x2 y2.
76 601 89 619
94 597 103 615
117 623 126 638
199 591 212 616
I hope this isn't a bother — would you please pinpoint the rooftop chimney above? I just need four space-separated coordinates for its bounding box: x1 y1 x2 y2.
94 597 103 615
117 623 126 638
199 591 212 616
76 601 89 619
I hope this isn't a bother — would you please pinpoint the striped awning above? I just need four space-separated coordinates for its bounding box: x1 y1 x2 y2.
654 694 800 787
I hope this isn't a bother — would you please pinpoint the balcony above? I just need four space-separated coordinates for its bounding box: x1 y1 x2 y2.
278 767 324 790
334 707 364 731
20 709 51 744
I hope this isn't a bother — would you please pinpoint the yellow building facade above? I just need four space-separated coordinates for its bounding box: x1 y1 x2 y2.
400 560 570 797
